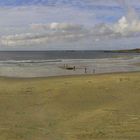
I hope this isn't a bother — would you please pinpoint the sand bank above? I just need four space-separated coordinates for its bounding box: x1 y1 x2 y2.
0 72 140 139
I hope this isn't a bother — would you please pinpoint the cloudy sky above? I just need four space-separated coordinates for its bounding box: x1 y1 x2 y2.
0 0 140 50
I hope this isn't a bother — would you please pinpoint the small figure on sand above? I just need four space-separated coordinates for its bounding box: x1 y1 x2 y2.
93 69 96 74
85 67 87 73
73 66 76 71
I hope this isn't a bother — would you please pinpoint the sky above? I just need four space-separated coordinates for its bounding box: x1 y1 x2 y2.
0 0 140 50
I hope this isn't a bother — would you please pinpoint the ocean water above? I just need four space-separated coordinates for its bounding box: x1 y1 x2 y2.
0 51 138 60
0 51 140 77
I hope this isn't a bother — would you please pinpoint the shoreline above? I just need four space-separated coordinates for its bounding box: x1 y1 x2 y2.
0 70 140 80
0 55 140 78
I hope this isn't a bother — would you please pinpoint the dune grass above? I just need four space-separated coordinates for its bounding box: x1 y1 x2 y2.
0 72 140 140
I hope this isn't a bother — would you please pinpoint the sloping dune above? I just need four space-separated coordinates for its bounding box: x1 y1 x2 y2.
0 72 140 140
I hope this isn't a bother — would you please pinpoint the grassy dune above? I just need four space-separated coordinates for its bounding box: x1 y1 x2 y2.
0 73 140 140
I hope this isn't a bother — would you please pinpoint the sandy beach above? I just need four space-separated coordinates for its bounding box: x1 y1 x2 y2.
0 72 140 140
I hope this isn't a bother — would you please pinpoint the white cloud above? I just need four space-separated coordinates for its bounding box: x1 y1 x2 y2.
2 14 140 47
31 22 84 31
0 23 90 46
114 16 140 34
112 6 140 37
0 6 96 27
0 0 140 50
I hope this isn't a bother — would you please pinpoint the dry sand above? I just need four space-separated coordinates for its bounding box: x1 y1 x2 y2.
0 72 140 140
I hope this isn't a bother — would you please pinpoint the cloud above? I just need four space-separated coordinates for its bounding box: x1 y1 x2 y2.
2 14 140 47
0 0 140 50
113 16 140 35
92 3 140 39
0 0 134 7
0 23 90 46
112 4 140 37
30 23 84 31
2 4 140 47
85 0 140 6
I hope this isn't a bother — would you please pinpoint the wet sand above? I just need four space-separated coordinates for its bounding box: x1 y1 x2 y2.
0 56 140 77
0 72 140 139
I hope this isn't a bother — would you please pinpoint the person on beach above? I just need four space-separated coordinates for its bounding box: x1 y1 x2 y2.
93 69 96 74
85 67 87 73
73 66 76 71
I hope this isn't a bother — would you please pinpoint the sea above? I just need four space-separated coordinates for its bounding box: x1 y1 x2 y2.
0 51 140 77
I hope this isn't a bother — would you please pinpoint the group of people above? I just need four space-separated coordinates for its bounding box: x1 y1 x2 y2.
84 67 96 74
